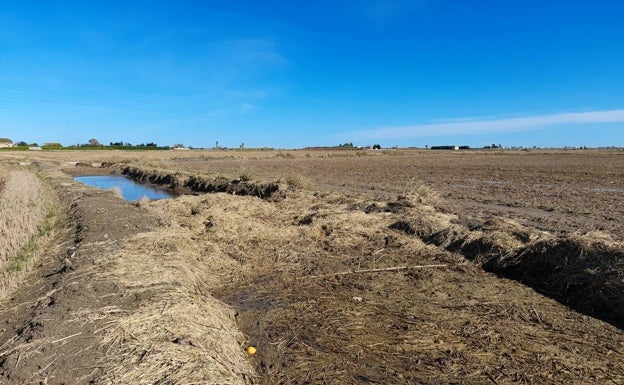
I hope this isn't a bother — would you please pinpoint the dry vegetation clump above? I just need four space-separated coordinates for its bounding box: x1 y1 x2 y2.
88 225 255 384
109 185 123 199
485 232 624 327
119 164 185 188
0 168 56 296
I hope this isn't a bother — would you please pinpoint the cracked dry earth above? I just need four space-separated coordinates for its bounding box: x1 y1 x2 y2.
0 168 253 384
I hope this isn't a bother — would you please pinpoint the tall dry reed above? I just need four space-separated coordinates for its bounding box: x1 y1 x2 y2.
0 168 55 295
0 168 7 189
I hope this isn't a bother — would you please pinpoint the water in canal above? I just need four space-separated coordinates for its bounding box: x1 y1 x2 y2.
74 175 172 201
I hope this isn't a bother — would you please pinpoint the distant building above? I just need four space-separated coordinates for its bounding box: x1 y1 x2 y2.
0 138 13 148
172 143 189 150
430 145 460 150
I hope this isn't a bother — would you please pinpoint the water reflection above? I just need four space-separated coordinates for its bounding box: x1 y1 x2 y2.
74 175 172 201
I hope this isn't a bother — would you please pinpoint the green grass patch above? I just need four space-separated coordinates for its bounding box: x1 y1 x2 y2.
10 240 39 272
39 210 56 237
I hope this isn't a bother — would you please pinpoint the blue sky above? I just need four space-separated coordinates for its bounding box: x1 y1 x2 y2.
1 0 623 148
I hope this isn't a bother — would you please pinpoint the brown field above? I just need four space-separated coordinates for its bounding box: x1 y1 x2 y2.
0 148 623 384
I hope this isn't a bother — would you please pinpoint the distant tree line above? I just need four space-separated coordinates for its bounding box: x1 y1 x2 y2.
108 141 160 148
66 138 170 150
0 137 171 150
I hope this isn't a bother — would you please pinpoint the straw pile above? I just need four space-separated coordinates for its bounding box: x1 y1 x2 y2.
89 226 256 384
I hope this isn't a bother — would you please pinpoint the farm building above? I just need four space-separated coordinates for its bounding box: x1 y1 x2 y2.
0 138 13 148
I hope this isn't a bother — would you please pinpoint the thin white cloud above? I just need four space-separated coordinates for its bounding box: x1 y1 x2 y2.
351 110 624 139
212 38 287 70
204 109 227 119
228 89 268 100
240 103 257 113
201 102 257 119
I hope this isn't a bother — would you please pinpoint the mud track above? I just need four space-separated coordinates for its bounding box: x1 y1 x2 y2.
0 170 158 383
0 166 253 384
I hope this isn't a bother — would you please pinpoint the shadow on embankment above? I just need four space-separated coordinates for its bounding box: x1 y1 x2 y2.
119 165 281 200
389 217 624 330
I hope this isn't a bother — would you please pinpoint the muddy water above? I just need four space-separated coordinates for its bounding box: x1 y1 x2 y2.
74 175 172 201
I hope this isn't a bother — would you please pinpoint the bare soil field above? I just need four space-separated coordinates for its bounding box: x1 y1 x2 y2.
154 149 624 238
0 149 623 384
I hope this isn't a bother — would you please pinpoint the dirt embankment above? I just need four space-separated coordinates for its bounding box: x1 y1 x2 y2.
119 165 281 200
390 215 624 329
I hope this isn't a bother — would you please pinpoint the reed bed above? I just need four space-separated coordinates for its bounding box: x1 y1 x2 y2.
0 168 56 296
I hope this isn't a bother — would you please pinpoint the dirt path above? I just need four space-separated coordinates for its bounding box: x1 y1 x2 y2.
0 165 254 384
0 168 157 383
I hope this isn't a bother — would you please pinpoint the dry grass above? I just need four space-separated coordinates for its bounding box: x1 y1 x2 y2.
140 185 624 384
0 167 56 296
0 167 8 194
109 185 123 199
86 226 255 384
